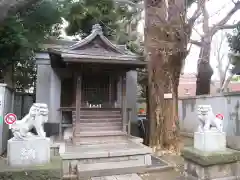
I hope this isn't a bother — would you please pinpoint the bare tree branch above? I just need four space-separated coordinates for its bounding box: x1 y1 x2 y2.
194 2 229 26
0 0 42 24
221 72 234 92
211 1 240 35
188 1 202 27
192 26 204 37
201 0 209 34
215 22 240 31
221 60 231 87
190 39 202 46
213 32 230 89
181 43 193 74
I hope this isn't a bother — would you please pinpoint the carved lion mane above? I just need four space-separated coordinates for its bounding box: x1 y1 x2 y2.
11 103 49 140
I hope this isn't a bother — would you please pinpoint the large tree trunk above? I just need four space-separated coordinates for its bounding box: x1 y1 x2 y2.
145 0 187 152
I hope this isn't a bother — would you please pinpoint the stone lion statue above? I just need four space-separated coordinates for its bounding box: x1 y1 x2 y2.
197 105 223 132
10 103 49 140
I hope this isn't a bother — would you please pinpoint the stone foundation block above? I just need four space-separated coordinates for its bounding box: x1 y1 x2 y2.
7 137 50 167
182 147 240 180
184 159 240 180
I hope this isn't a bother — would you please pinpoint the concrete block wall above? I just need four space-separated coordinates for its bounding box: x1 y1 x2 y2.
179 92 240 150
0 84 13 155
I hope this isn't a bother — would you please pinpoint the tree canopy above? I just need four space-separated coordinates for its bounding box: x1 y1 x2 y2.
0 0 63 91
0 0 143 91
64 0 142 43
0 0 41 24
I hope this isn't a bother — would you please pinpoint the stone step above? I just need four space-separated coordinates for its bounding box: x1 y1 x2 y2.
72 112 121 116
74 117 122 123
76 125 122 131
78 118 122 123
76 154 152 177
73 135 128 145
80 109 121 112
76 122 122 127
79 114 121 118
78 166 147 179
74 130 125 137
77 113 121 117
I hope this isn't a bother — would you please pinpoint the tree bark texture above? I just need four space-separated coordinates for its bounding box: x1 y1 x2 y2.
196 37 213 95
195 0 214 95
145 0 188 151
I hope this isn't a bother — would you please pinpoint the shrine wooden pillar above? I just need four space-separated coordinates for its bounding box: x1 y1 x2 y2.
73 73 82 141
121 73 127 132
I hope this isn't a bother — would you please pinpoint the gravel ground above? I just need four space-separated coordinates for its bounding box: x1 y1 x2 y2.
0 170 61 180
0 157 62 180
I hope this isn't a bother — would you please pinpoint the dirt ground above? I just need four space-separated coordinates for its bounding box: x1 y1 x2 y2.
139 135 193 180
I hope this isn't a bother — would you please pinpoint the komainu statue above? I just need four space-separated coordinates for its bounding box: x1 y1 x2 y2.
197 105 223 132
10 103 49 140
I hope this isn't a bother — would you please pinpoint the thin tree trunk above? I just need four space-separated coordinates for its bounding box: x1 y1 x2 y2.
196 52 214 95
196 36 214 95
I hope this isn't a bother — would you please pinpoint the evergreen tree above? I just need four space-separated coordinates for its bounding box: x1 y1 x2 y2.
0 0 63 91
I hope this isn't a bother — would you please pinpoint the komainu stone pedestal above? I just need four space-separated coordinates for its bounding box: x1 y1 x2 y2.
194 131 226 152
7 137 50 167
182 147 240 180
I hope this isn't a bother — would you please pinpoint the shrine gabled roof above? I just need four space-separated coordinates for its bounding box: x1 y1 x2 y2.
48 24 144 64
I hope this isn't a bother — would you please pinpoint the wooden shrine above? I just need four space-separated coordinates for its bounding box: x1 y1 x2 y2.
36 24 146 144
35 24 152 178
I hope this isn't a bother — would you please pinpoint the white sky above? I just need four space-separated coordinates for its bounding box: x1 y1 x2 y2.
137 0 240 80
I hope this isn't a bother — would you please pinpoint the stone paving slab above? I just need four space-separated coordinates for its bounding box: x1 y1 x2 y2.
91 173 142 180
61 140 152 159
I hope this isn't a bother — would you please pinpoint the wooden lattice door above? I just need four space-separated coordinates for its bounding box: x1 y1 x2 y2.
82 74 110 107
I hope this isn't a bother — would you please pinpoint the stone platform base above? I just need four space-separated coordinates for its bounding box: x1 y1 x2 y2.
181 147 240 180
7 137 50 167
194 131 226 152
60 139 152 178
